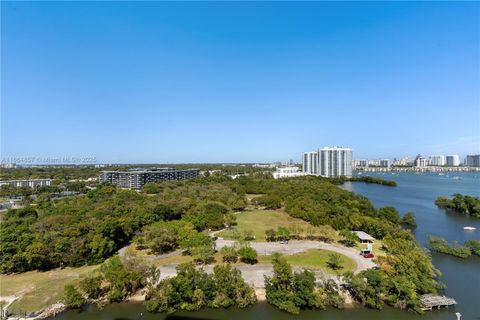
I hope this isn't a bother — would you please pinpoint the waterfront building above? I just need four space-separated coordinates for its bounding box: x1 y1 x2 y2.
99 168 200 189
272 166 307 179
429 155 446 166
0 163 16 169
302 147 353 177
354 159 389 168
319 146 353 177
368 159 390 167
465 154 480 167
446 155 460 166
0 179 52 188
302 151 319 174
353 159 368 168
392 156 413 166
414 155 430 167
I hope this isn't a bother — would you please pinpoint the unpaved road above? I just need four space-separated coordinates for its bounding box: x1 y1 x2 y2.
215 239 376 273
158 263 332 289
156 238 376 289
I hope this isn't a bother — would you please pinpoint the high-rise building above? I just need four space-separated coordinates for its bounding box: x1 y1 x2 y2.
302 147 353 177
302 151 318 174
319 147 353 177
465 154 480 167
429 155 445 166
414 155 430 167
446 155 460 166
99 168 200 189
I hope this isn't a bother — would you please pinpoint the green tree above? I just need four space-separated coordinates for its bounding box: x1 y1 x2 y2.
238 245 257 264
191 244 215 264
185 202 228 231
152 204 178 221
264 253 299 314
220 246 238 263
327 253 343 270
79 276 103 299
265 229 276 242
293 270 317 308
378 207 401 224
276 226 290 241
401 212 417 228
339 230 357 247
465 239 480 256
64 285 86 308
224 213 237 228
255 194 282 209
100 256 143 302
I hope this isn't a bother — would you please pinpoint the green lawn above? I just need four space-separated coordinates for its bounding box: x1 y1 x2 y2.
218 209 339 242
0 265 98 314
258 249 355 274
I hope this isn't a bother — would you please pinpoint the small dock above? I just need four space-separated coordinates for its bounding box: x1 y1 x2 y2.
420 294 457 311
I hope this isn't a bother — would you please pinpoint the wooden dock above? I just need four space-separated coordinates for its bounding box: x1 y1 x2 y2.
420 294 457 311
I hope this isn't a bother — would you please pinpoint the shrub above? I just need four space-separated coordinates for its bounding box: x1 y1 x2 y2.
79 276 103 299
327 253 343 270
238 246 257 264
221 246 238 263
265 229 276 242
401 212 417 228
64 285 85 308
465 240 480 256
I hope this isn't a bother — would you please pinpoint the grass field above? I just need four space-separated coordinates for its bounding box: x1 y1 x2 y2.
258 249 355 274
218 209 339 242
0 265 98 314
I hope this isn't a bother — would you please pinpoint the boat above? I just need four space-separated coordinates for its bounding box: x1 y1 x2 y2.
463 226 476 231
452 176 463 180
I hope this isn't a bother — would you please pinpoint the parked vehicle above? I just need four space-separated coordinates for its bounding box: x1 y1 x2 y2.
360 249 374 258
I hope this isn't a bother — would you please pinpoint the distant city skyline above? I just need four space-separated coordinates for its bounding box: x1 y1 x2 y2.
2 2 479 163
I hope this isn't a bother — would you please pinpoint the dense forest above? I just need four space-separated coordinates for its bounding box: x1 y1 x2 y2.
435 193 480 218
0 177 245 273
1 173 438 313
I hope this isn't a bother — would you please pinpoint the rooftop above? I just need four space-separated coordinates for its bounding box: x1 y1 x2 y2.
352 231 375 241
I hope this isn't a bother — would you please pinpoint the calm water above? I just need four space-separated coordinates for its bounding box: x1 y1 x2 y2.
53 173 480 320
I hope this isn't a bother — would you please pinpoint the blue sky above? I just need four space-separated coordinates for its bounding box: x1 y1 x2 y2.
1 1 479 163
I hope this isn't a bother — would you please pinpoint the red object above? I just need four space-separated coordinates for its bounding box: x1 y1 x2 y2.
362 253 374 258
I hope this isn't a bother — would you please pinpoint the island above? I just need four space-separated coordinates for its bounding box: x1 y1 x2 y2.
434 193 480 218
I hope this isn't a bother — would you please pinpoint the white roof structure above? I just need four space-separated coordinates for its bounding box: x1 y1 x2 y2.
352 231 375 241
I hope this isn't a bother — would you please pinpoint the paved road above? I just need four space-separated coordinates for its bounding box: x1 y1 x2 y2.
215 239 376 273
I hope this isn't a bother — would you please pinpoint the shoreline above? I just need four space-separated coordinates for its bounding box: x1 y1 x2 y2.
3 285 358 319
